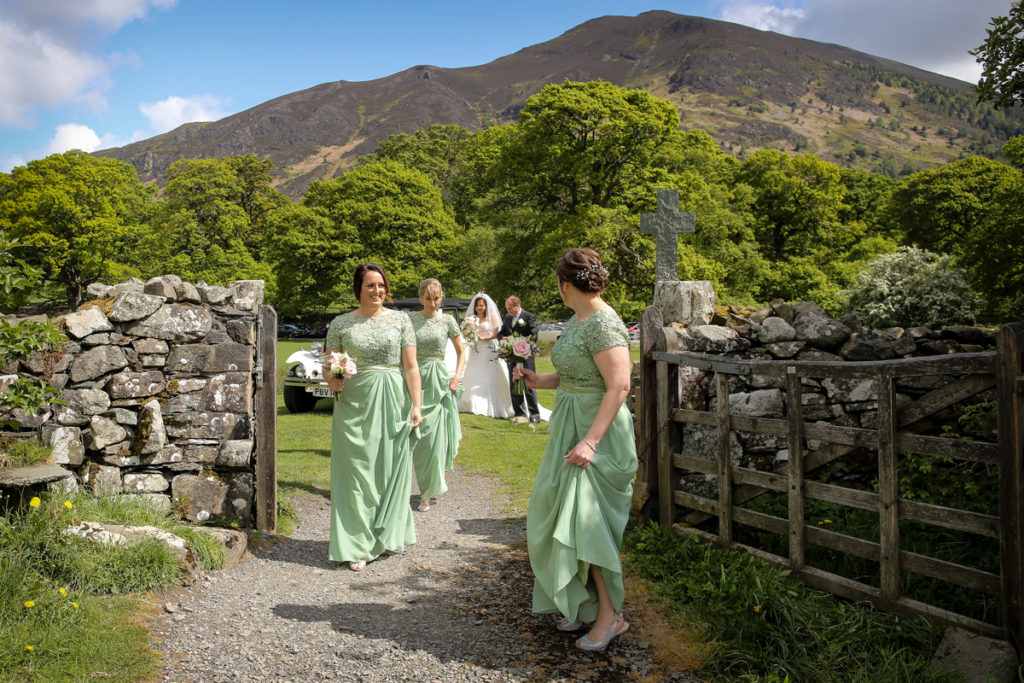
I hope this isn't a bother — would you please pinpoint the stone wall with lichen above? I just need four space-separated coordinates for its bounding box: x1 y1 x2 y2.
1 275 267 526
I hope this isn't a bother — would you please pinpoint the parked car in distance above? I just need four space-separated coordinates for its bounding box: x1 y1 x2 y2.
626 322 639 342
281 298 473 413
277 324 304 338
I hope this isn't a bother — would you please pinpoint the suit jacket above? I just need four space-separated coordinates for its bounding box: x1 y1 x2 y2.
500 309 537 341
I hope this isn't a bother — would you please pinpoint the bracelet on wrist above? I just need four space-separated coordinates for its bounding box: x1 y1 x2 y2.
582 438 597 452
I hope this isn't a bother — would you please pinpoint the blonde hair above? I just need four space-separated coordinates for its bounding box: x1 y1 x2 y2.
418 278 443 299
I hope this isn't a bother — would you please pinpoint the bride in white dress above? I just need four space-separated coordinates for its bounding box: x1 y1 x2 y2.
457 293 515 419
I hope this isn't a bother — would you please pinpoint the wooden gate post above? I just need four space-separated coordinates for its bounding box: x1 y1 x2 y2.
255 305 278 533
633 306 663 522
997 323 1024 660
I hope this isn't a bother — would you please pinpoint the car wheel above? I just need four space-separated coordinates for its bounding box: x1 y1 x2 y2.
283 384 319 413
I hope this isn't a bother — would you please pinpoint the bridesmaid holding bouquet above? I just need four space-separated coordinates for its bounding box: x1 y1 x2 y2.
324 264 422 571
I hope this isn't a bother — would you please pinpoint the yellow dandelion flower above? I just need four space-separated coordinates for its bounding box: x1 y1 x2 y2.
24 601 35 608
64 500 73 509
824 519 833 524
817 521 824 525
29 497 41 507
25 645 33 652
59 587 67 596
71 602 79 609
754 606 762 613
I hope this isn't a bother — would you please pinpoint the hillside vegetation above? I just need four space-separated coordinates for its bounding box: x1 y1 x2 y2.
94 11 1024 198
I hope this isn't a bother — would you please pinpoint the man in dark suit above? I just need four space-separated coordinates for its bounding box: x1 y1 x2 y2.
500 295 540 424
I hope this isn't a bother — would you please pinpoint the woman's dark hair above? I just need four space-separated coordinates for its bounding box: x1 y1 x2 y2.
353 263 392 301
556 248 609 293
472 296 489 316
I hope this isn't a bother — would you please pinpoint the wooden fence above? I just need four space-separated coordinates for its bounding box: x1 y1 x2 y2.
635 307 1023 658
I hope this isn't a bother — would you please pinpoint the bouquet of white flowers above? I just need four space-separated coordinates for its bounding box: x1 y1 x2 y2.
327 351 357 378
460 315 480 348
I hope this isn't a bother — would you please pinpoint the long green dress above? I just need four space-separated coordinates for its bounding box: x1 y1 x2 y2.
526 308 637 623
325 309 417 563
408 311 463 500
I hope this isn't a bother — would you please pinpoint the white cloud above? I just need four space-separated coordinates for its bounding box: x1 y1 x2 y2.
139 95 231 133
0 0 176 125
1 155 27 173
718 1 804 34
44 123 103 154
11 0 178 34
0 21 107 125
715 0 1006 83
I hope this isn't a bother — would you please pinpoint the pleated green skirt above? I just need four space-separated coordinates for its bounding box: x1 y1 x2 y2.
526 384 637 622
411 358 462 500
329 367 416 563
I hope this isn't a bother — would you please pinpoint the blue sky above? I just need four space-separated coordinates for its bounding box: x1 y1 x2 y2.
0 0 1009 172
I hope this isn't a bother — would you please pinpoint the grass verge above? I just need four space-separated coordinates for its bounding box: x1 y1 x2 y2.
0 492 225 681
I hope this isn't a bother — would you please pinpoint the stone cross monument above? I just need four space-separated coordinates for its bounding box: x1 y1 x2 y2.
640 188 695 282
640 189 715 327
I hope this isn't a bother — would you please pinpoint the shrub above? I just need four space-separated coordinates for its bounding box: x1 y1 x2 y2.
841 246 979 327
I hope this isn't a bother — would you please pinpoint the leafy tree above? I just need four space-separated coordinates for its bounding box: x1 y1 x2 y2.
841 247 979 327
367 124 472 192
284 159 459 309
887 156 1018 256
737 150 848 262
0 150 153 308
472 81 679 310
972 1 1024 110
0 231 42 311
492 80 680 214
263 204 345 317
138 156 283 290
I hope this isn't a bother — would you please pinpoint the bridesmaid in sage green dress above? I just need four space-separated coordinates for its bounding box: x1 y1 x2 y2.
517 248 637 652
324 264 422 572
408 278 467 511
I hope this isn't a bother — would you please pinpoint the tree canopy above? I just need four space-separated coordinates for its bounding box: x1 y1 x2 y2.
973 1 1024 110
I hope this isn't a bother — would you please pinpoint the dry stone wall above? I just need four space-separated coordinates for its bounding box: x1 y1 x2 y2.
663 299 997 495
3 276 267 526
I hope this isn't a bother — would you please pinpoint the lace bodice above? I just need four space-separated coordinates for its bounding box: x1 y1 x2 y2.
408 312 459 358
551 308 629 389
325 309 415 367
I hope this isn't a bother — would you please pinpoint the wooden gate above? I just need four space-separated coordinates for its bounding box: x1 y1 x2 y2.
254 305 277 532
635 309 1023 657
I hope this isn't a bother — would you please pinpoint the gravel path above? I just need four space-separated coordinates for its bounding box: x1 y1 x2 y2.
150 468 696 682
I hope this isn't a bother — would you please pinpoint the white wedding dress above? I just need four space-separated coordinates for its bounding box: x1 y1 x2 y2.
457 321 515 419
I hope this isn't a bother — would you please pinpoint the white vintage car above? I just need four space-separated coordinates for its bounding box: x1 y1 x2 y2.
281 297 471 413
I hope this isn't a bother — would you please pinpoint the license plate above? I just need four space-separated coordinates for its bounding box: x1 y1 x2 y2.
309 386 334 398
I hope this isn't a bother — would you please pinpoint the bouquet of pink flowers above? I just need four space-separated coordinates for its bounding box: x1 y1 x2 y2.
460 315 480 348
497 336 540 394
326 351 357 378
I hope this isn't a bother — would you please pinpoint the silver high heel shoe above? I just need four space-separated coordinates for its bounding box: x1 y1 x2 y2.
575 613 628 652
556 617 584 632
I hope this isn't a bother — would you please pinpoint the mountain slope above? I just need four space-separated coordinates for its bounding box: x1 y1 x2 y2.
96 11 1023 197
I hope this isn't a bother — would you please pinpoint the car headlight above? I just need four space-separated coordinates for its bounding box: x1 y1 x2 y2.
294 365 305 378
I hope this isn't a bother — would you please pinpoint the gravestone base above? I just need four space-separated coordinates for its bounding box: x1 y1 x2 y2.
654 280 716 328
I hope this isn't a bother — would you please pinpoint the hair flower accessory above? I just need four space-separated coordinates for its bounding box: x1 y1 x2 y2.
575 264 608 283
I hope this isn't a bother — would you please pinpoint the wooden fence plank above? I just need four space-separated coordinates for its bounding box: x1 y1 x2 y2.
674 453 716 475
733 506 787 535
254 305 277 533
900 551 1001 595
716 372 733 546
653 350 995 379
997 323 1024 656
787 368 806 571
673 490 718 515
657 358 673 528
877 373 900 601
806 525 879 561
899 373 996 426
805 480 878 511
900 500 999 538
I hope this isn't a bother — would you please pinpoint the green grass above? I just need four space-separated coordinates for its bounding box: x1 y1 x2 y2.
0 492 227 680
624 523 962 683
0 437 51 470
